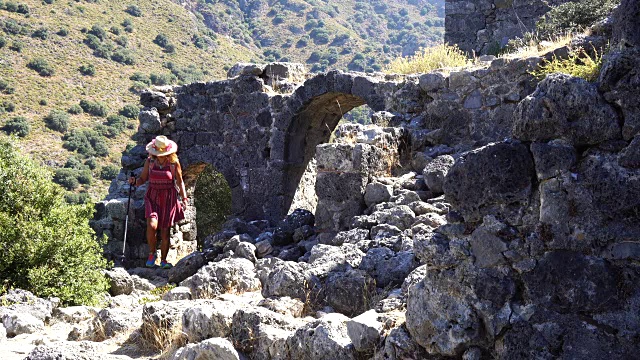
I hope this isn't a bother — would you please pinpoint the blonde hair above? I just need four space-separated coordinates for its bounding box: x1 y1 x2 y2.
151 153 178 164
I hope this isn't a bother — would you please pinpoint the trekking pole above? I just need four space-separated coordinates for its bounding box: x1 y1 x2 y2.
121 172 135 264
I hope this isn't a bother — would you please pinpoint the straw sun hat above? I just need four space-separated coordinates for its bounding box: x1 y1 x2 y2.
146 135 178 156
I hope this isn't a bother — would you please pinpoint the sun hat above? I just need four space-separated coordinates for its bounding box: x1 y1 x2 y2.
146 135 178 156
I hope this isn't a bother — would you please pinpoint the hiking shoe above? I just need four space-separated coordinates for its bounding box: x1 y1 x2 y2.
146 254 156 268
160 260 173 269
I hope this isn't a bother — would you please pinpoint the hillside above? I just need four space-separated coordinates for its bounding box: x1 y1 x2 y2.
0 0 254 200
180 0 445 72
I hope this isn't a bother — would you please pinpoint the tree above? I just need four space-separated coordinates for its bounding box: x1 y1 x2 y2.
0 141 109 305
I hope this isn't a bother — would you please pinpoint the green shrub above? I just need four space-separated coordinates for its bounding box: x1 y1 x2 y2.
76 169 92 185
106 114 126 130
537 0 619 40
194 165 232 244
1 101 15 112
100 164 120 180
93 43 114 59
110 26 120 35
192 34 207 49
149 72 176 85
124 24 133 33
0 36 6 48
54 168 79 189
154 33 170 48
27 58 55 76
56 28 69 36
83 33 101 50
164 43 175 53
89 24 107 40
84 157 97 170
68 104 83 114
125 4 142 17
111 48 136 65
4 1 17 12
79 99 108 117
129 72 150 84
44 110 69 132
31 27 48 40
16 3 28 14
43 0 55 4
115 35 128 47
119 104 139 118
63 128 109 157
0 141 109 305
39 99 47 106
531 48 604 82
64 192 90 204
64 156 85 170
2 18 26 35
79 64 96 76
9 41 23 52
3 116 29 137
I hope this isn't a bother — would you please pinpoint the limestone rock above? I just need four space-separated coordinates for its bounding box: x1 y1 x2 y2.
182 301 237 343
258 297 305 318
231 306 302 359
53 306 97 324
359 248 418 288
530 140 577 180
612 0 640 47
171 338 240 360
373 325 429 360
443 141 535 224
257 258 316 301
163 286 193 301
364 183 393 207
227 63 264 78
91 308 141 340
182 258 261 299
168 252 206 284
138 107 162 133
308 244 365 277
104 268 134 296
2 311 44 337
26 342 110 360
513 73 620 145
325 269 376 317
422 155 455 194
346 309 384 353
141 301 192 350
287 313 357 360
234 242 258 263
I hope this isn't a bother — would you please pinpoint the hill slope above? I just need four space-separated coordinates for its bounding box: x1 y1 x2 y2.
0 0 254 199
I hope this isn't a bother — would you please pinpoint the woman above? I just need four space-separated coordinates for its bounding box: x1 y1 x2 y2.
129 135 188 269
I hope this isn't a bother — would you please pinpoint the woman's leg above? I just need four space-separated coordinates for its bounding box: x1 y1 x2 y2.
160 227 170 262
146 217 158 256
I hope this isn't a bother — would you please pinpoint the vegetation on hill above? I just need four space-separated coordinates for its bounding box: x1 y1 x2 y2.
0 139 109 306
0 0 253 201
181 0 445 73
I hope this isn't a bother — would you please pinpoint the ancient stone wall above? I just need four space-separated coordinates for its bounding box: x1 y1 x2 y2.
445 0 573 54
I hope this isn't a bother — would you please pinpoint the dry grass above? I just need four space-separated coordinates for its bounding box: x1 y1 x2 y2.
500 34 574 59
139 317 187 354
530 47 604 82
385 44 470 74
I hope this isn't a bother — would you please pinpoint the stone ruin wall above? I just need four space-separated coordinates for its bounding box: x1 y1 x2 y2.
95 54 542 266
445 0 573 54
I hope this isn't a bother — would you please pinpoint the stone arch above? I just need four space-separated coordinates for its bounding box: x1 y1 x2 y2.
280 71 389 212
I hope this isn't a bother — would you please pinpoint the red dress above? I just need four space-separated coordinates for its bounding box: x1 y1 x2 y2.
144 160 184 228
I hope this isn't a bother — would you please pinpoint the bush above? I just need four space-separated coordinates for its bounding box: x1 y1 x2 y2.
79 63 96 76
164 43 176 53
68 104 83 114
3 116 29 137
39 99 47 106
100 164 120 180
125 4 142 17
119 104 139 118
32 27 48 40
192 34 207 49
84 157 97 170
110 26 120 35
9 41 23 52
63 128 109 157
54 168 79 190
536 0 619 40
149 72 176 86
64 156 84 170
115 36 128 47
0 141 109 305
84 34 101 49
154 33 170 48
64 192 90 205
56 28 68 36
16 3 28 14
76 169 92 185
44 110 69 132
79 99 108 117
385 44 469 74
111 48 136 65
531 48 603 82
89 25 107 40
0 36 6 48
1 100 15 112
27 58 55 76
129 72 150 84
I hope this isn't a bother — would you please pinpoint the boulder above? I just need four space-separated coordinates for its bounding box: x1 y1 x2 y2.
308 244 365 277
287 313 357 360
227 63 264 78
530 140 577 180
422 155 455 194
162 286 193 301
0 289 55 323
138 107 162 134
612 0 640 47
53 306 98 324
91 308 141 340
443 141 535 224
168 252 206 284
234 242 258 263
364 183 393 207
141 301 192 351
104 268 134 296
171 338 240 360
346 309 384 353
513 73 620 145
359 248 418 288
373 325 429 360
181 258 261 299
328 229 370 246
258 296 305 318
325 269 376 317
2 311 44 337
182 300 237 342
257 258 317 301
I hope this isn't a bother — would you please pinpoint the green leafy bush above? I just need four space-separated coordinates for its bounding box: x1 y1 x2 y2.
150 72 176 86
83 34 101 50
64 156 85 170
89 24 107 40
84 157 97 170
531 48 604 82
27 58 55 76
9 41 23 52
119 104 139 118
1 100 15 113
79 64 96 76
129 72 150 85
53 168 79 190
536 0 619 40
76 169 93 185
0 141 108 305
31 27 48 40
56 28 68 36
0 36 6 48
3 116 29 137
115 36 128 47
63 128 109 157
154 33 170 48
0 78 14 94
111 48 136 65
68 104 83 114
79 99 108 117
44 110 69 132
39 99 48 106
125 4 142 17
100 164 120 180
64 192 90 205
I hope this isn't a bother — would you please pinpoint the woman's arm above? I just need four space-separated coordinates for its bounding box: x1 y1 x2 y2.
175 161 188 201
129 158 150 186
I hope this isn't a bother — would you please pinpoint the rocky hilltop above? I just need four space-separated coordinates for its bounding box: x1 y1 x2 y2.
2 0 640 359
